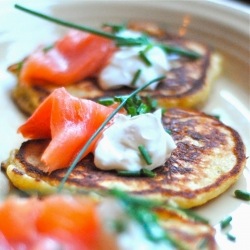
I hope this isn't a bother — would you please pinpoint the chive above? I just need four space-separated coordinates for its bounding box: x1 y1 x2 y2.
212 114 220 120
57 75 165 192
165 129 172 135
138 145 152 165
226 232 236 242
15 4 118 40
116 36 149 47
220 215 232 229
109 189 183 249
117 169 156 178
102 22 126 33
98 97 115 106
43 44 54 52
141 168 156 177
198 238 208 249
160 44 201 59
15 4 201 59
139 45 153 66
117 170 141 177
234 189 250 201
130 69 142 87
110 219 127 233
145 95 158 110
167 204 209 224
139 50 152 66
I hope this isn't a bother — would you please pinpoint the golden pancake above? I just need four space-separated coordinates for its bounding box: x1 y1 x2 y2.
8 22 222 115
2 108 245 208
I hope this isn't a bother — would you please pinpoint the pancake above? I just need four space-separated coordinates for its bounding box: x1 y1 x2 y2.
2 108 246 208
8 22 222 115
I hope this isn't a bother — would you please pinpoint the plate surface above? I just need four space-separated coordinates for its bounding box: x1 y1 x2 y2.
0 1 249 249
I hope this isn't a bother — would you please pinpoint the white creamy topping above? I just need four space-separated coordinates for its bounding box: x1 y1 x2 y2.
98 198 175 250
99 30 170 90
94 110 176 171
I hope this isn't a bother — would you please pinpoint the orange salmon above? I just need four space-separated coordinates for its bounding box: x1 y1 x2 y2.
18 88 115 172
20 30 116 86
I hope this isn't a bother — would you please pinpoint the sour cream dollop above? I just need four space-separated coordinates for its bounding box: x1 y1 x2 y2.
99 30 170 90
94 110 176 171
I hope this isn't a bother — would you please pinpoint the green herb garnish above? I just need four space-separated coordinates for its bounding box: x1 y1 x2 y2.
130 69 142 87
117 169 156 178
220 215 232 229
234 189 250 201
108 189 184 249
115 94 151 116
160 44 201 59
139 44 153 66
98 97 115 106
198 238 208 249
57 75 165 192
43 44 54 52
103 22 126 33
145 95 158 110
165 128 172 135
226 232 236 242
138 145 152 165
15 4 201 59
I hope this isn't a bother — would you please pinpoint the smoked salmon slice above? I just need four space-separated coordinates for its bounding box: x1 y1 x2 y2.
0 195 104 250
18 87 115 172
20 30 116 86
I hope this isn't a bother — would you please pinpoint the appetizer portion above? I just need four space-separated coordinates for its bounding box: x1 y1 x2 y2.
0 191 216 250
8 6 221 115
2 88 246 209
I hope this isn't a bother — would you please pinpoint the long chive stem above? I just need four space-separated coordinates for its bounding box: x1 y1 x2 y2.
15 4 201 59
57 76 165 192
15 4 117 40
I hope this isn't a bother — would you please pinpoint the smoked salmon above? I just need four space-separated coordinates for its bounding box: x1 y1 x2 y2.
20 30 116 86
18 87 115 172
0 195 112 250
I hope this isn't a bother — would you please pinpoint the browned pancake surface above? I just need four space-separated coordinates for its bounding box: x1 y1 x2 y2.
3 108 245 208
9 22 221 115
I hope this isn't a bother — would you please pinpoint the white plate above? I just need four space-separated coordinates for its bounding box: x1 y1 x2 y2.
0 1 249 249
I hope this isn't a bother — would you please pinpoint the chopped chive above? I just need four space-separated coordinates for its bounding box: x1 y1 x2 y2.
15 4 201 59
139 50 152 66
159 44 201 59
112 219 127 233
138 145 152 165
117 169 156 178
139 45 153 66
220 215 232 229
117 170 141 177
234 189 250 201
131 69 142 86
226 232 236 242
145 95 158 110
212 114 220 120
141 169 156 177
198 238 208 249
57 75 165 192
43 44 54 52
98 97 115 106
165 129 172 135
